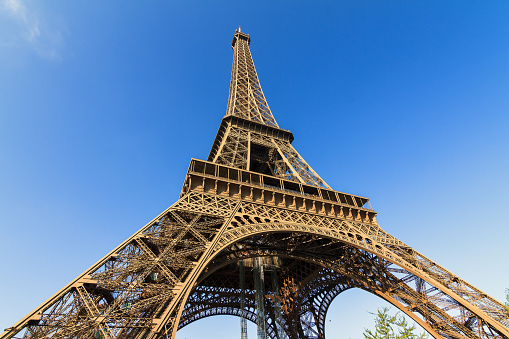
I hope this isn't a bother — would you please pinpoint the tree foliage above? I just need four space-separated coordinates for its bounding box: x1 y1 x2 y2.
363 308 428 339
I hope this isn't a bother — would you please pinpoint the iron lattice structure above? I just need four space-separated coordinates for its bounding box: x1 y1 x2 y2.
2 29 509 339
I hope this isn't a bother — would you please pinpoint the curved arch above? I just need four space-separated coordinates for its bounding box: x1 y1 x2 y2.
177 286 280 339
41 202 504 339
177 263 442 339
207 221 508 337
177 277 441 339
170 223 504 339
302 274 440 339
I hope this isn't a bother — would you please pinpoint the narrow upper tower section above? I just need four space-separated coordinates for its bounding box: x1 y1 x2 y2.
226 28 279 127
208 29 331 190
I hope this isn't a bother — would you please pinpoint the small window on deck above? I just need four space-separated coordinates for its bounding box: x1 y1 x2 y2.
302 185 319 197
251 173 261 186
228 168 239 181
283 181 300 194
194 161 205 174
264 176 281 190
204 163 216 176
219 166 228 179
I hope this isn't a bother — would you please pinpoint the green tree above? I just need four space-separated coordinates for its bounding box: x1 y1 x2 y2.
364 308 428 339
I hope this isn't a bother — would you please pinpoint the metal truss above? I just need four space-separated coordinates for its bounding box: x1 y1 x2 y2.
172 224 509 339
2 29 508 339
208 122 330 189
226 29 278 127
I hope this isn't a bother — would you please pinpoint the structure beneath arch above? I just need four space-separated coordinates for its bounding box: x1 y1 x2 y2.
2 29 508 339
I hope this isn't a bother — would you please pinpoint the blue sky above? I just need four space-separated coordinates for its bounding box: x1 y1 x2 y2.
1 1 508 338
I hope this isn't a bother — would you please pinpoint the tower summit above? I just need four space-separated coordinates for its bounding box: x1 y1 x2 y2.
2 30 508 339
228 29 277 127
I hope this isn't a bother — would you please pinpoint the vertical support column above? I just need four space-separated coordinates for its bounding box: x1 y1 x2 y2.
254 257 267 339
246 131 251 171
239 261 248 339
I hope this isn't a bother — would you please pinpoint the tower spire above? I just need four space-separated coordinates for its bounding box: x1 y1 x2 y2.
227 30 279 127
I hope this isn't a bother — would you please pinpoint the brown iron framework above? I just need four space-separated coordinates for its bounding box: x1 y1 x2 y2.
2 28 508 339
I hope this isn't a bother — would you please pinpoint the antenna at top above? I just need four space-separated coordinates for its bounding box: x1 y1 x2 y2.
237 26 242 32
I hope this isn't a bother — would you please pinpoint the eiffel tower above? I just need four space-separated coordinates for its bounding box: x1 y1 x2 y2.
2 28 508 339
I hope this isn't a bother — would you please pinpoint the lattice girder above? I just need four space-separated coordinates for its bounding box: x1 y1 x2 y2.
226 30 278 127
175 231 504 339
1 198 241 339
3 29 508 339
4 187 507 339
173 191 509 338
208 117 330 189
213 29 332 189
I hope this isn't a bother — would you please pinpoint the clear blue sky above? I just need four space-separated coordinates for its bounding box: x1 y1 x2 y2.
1 1 508 338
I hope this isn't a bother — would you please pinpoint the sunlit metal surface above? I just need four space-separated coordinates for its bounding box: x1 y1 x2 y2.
2 29 508 339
